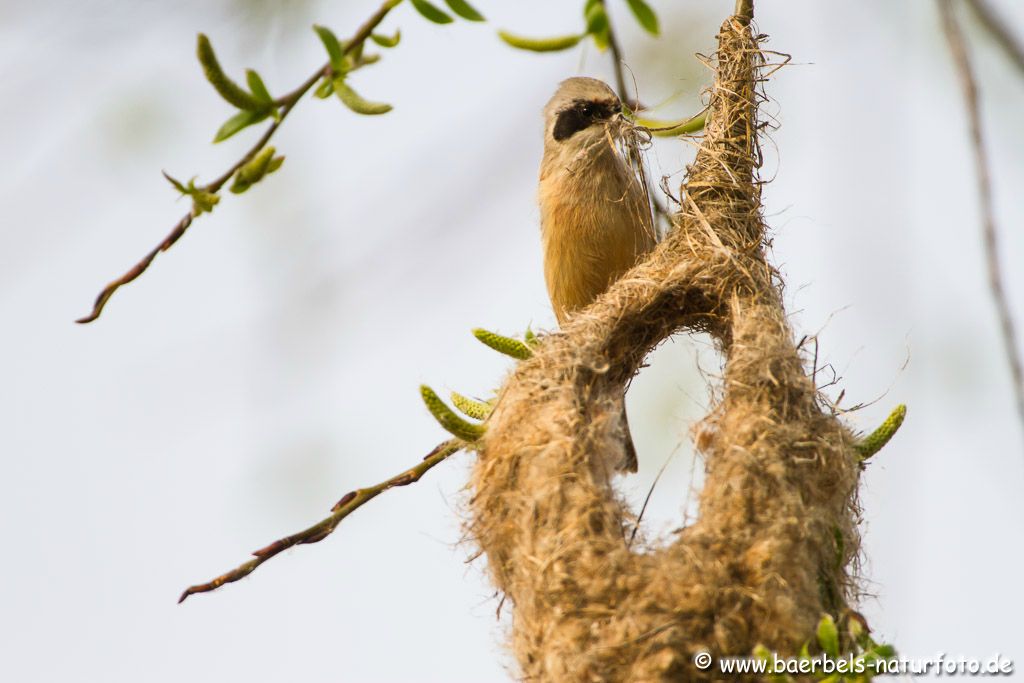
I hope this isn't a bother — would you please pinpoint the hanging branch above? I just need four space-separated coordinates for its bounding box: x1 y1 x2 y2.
597 0 664 226
938 0 1024 435
77 0 454 325
964 0 1024 77
178 325 538 601
597 0 633 107
179 439 463 602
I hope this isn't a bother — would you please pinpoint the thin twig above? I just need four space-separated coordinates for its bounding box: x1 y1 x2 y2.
597 0 672 230
597 0 631 110
627 451 674 548
964 0 1024 77
939 0 1024 435
77 0 403 324
178 438 463 602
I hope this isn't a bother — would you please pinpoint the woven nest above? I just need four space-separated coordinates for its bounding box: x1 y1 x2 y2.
468 11 863 683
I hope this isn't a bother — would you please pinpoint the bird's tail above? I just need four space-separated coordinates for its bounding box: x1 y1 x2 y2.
617 398 638 473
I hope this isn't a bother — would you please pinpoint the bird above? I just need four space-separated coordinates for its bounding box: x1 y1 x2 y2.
538 77 656 473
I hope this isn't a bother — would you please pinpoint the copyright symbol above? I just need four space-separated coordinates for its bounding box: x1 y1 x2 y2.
694 651 713 670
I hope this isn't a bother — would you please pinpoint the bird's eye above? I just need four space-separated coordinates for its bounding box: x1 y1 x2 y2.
552 101 607 141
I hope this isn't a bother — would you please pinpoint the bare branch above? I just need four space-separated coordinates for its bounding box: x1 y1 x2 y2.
178 438 463 602
939 0 1024 435
77 0 403 324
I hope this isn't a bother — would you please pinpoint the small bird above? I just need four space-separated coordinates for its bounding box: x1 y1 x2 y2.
538 77 656 472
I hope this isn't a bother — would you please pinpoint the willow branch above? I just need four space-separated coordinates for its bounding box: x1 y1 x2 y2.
597 0 630 109
939 0 1024 435
178 438 463 603
964 0 1024 77
734 0 753 26
597 0 672 228
77 0 404 324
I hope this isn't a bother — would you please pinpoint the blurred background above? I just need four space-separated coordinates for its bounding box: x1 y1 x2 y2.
2 0 1023 680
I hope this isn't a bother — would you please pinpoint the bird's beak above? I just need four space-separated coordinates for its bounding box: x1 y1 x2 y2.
611 113 633 137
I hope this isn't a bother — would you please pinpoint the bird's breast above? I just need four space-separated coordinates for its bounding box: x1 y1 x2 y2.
539 156 654 323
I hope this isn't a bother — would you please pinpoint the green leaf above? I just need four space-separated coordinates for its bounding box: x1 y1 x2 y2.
313 24 345 70
196 33 265 111
625 0 660 35
162 172 219 215
314 78 334 99
871 644 896 659
245 69 273 104
524 326 539 347
213 109 269 143
190 190 220 215
410 0 454 24
420 385 485 441
583 0 610 49
370 30 401 48
752 645 791 683
497 30 584 52
230 146 284 194
584 1 609 36
444 0 484 21
334 78 393 115
817 615 840 658
631 110 707 137
162 171 189 195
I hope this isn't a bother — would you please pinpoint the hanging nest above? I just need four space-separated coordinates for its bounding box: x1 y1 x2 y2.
468 9 862 682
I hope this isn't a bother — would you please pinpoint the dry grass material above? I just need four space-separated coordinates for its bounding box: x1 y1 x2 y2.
469 13 862 682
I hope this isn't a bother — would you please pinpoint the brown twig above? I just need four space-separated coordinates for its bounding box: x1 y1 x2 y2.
77 0 403 324
939 0 1024 435
964 0 1024 77
178 438 463 602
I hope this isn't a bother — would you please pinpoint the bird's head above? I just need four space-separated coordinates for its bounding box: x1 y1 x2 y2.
543 77 629 159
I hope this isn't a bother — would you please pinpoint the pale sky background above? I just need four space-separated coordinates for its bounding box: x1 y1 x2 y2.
2 1 1023 681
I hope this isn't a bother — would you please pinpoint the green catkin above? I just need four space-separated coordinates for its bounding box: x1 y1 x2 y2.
420 385 485 441
450 392 492 420
497 31 584 52
334 79 393 115
856 404 907 460
196 34 264 111
472 328 533 360
230 147 284 193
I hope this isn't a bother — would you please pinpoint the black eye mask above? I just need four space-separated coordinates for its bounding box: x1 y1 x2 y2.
552 99 619 142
